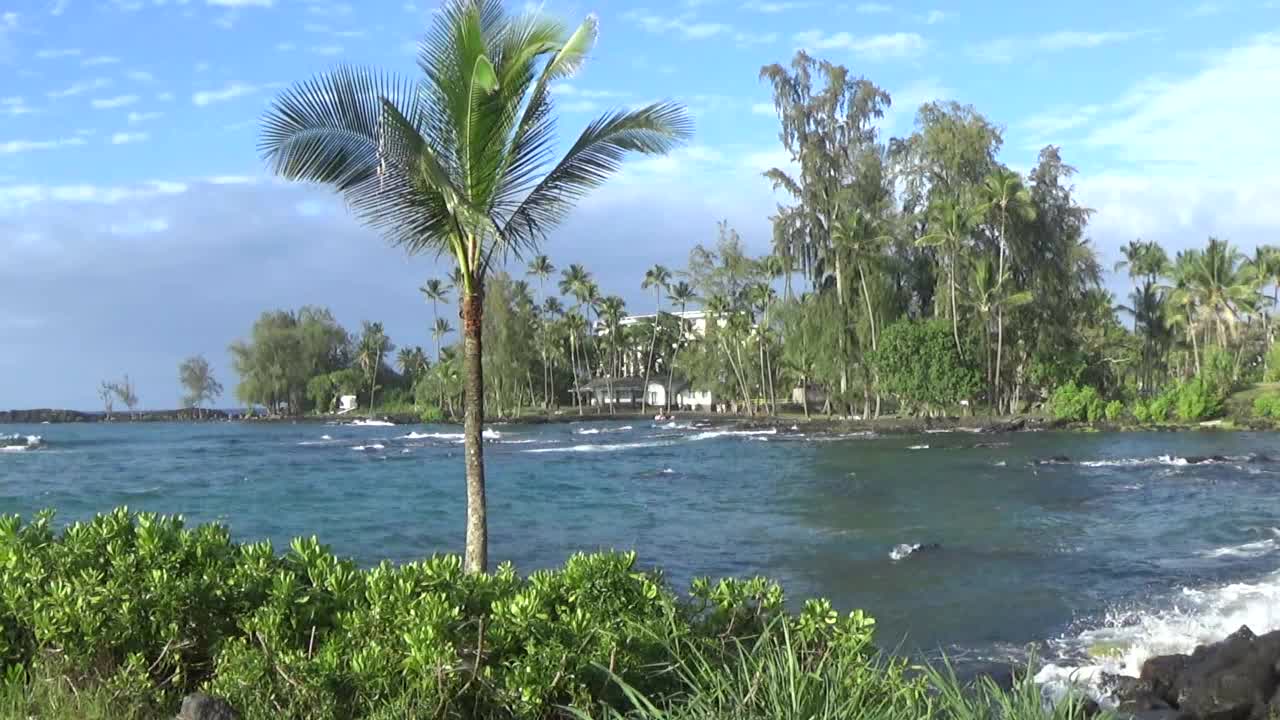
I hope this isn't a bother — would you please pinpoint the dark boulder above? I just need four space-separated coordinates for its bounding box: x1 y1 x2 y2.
1135 626 1280 720
177 693 239 720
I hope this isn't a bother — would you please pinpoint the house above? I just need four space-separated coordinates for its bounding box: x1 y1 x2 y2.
337 395 358 414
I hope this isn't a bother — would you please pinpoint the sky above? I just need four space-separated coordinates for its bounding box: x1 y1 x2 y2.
2 0 1279 410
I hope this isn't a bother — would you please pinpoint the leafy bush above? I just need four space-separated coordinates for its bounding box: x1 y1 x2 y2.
1104 400 1125 422
872 320 981 414
419 405 444 423
1047 382 1104 423
1265 346 1280 383
1253 393 1280 419
0 509 881 720
1174 376 1224 422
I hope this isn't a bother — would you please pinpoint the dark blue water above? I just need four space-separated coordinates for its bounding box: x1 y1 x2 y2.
3 420 1279 686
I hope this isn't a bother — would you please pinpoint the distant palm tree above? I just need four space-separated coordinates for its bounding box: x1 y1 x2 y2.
640 264 671 409
356 322 394 417
599 295 627 413
260 0 690 572
420 279 450 361
559 264 593 411
1186 238 1260 350
920 195 984 358
527 255 556 406
980 168 1034 413
397 346 429 384
432 317 454 359
665 281 696 410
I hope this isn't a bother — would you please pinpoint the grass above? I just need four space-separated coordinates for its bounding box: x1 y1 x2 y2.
1225 381 1280 422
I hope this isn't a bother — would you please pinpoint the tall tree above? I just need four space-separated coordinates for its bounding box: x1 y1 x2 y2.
640 264 671 409
420 279 451 361
112 375 139 419
980 168 1035 411
178 355 224 417
665 281 696 410
261 0 690 572
356 322 394 417
98 381 115 420
526 254 556 407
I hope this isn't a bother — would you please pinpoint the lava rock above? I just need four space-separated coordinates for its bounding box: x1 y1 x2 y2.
1136 626 1280 720
177 693 239 720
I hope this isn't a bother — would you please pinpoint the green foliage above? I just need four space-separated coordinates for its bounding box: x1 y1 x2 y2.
229 307 351 415
1265 346 1280 383
1173 376 1224 422
0 508 880 720
1253 392 1280 419
418 406 444 423
1104 399 1125 422
872 319 981 414
1047 382 1105 423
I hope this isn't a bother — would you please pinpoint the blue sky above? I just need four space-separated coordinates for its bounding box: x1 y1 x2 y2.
2 0 1278 409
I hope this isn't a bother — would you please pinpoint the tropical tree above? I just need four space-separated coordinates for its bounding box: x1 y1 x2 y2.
527 254 556 407
640 264 671 409
260 0 690 572
178 355 224 417
420 279 450 361
665 281 696 410
979 168 1035 411
356 322 394 416
98 381 115 420
397 346 430 384
111 375 139 419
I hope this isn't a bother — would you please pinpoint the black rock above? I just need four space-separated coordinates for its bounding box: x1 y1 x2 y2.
177 693 239 720
1136 626 1280 720
1130 710 1195 720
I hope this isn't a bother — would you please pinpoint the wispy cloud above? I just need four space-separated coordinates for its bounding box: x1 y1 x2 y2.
90 94 139 109
751 102 774 115
51 0 69 16
924 9 948 24
126 110 163 124
192 82 259 106
971 29 1153 63
275 42 296 51
624 9 730 40
127 70 154 82
1 96 35 117
81 55 120 66
309 45 343 55
739 0 811 11
856 2 891 13
36 48 81 59
794 30 927 60
0 136 87 154
156 91 175 102
109 131 148 145
1188 1 1226 16
207 0 273 6
552 84 629 99
47 77 111 99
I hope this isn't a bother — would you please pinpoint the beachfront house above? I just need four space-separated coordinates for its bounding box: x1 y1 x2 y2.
583 309 726 410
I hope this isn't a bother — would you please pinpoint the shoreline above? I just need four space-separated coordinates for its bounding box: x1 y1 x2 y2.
5 406 1276 434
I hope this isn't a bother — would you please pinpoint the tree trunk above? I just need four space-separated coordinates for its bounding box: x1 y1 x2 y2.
801 376 810 419
461 291 488 575
642 291 661 411
949 248 963 358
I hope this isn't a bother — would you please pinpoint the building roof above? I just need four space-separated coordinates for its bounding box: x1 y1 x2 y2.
580 376 690 393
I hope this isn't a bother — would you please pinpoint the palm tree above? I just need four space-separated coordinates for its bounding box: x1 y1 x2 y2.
919 195 983 357
665 281 695 410
558 264 593 413
431 316 454 357
527 255 555 407
640 264 671 410
260 0 691 573
966 258 1032 411
420 279 450 361
599 295 626 413
980 168 1035 413
1186 237 1261 350
357 322 394 417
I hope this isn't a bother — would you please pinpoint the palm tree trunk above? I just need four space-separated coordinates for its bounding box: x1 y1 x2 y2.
642 290 661 411
368 371 377 419
461 290 488 575
801 375 810 419
949 248 963 357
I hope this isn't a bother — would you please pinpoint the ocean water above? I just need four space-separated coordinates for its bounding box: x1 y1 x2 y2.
3 419 1280 698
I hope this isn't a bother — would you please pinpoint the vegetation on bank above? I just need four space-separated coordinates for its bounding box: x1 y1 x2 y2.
0 508 1099 720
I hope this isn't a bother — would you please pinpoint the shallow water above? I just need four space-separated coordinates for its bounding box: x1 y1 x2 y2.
2 420 1279 691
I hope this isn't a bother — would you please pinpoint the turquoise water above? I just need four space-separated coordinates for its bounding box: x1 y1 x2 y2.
3 419 1280 685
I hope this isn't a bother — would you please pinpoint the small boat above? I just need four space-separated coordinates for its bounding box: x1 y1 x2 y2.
1 434 44 452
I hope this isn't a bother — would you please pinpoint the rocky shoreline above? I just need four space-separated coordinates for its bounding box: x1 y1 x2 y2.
1101 625 1280 720
0 408 233 423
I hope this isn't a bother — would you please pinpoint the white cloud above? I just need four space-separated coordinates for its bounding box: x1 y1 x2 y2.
82 55 121 66
47 78 112 99
924 9 947 24
36 48 81 59
109 217 169 235
51 0 69 15
1 96 35 117
309 45 343 55
750 102 774 115
623 9 734 40
734 30 778 46
855 2 891 13
109 131 148 145
91 94 139 109
740 1 811 11
552 83 628 98
276 41 296 51
127 70 154 82
157 91 175 101
971 29 1152 63
207 0 272 5
1019 104 1102 145
126 110 163 124
192 82 259 106
0 136 87 154
794 30 927 60
559 99 601 113
1188 1 1225 16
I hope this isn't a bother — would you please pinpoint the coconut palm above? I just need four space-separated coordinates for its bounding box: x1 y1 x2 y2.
665 281 696 410
598 295 627 413
527 255 555 406
356 322 394 417
260 0 691 572
1185 237 1261 350
420 279 450 361
919 195 984 357
979 168 1035 412
640 264 671 409
558 264 593 412
397 345 429 383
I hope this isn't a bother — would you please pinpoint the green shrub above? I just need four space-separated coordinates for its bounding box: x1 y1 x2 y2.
419 405 444 423
1174 377 1224 422
0 508 880 720
1253 393 1280 419
1047 382 1104 423
1265 346 1280 383
1104 400 1125 422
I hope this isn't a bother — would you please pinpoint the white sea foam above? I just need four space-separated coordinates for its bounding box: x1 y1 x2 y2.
1079 455 1189 468
321 434 332 440
686 428 778 442
1 435 43 452
401 431 463 441
349 419 396 427
351 443 386 451
483 428 502 440
575 425 634 435
524 441 669 454
1035 569 1280 706
890 543 921 561
1200 530 1280 559
907 444 930 450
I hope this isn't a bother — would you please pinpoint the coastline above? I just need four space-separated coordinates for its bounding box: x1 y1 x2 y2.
5 406 1276 433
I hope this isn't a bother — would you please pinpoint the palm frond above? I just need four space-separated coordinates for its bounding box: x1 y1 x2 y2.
496 102 693 269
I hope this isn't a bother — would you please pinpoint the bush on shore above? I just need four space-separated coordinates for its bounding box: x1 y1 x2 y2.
0 508 882 720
